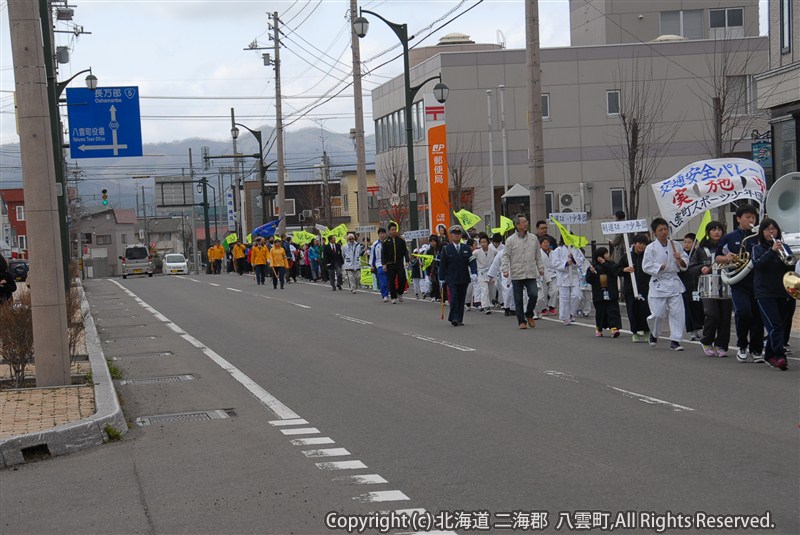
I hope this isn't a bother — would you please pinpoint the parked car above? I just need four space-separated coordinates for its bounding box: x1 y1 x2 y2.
163 253 188 275
120 245 154 279
8 259 29 282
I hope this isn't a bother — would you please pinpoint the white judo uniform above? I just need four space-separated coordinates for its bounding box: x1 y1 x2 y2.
550 245 586 322
535 248 558 314
487 243 514 310
473 245 497 309
642 239 689 342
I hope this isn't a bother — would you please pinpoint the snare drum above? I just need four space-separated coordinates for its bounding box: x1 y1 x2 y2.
699 274 731 299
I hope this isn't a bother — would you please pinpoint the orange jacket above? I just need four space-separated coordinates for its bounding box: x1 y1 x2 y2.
232 243 247 260
251 245 269 266
268 245 288 268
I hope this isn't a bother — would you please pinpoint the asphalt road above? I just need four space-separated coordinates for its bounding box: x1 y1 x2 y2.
2 272 798 534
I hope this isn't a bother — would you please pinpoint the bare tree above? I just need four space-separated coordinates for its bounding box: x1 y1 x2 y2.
377 150 409 230
611 56 682 219
446 132 486 212
695 35 766 159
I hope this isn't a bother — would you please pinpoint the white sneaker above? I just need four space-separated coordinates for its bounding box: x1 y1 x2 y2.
382 296 389 302
391 299 397 304
398 295 404 303
736 348 749 363
751 352 765 364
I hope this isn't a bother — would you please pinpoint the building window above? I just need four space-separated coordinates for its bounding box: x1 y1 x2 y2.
781 0 792 53
606 90 620 116
15 206 24 221
541 93 550 120
121 234 127 244
660 10 703 39
728 75 751 115
368 195 380 209
18 235 27 250
545 191 554 217
96 234 112 245
283 198 296 217
710 8 744 38
611 188 627 215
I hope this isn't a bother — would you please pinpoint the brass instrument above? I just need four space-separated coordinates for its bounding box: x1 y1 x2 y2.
718 232 758 285
785 271 800 300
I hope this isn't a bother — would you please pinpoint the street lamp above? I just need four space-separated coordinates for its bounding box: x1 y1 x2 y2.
56 67 97 97
231 123 267 225
355 8 449 231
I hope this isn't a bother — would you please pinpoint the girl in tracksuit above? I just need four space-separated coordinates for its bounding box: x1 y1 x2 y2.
535 238 558 317
751 218 795 370
585 247 622 337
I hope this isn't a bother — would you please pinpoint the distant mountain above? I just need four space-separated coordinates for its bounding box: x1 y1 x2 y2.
0 126 375 211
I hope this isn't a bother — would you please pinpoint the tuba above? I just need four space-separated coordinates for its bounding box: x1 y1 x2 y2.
765 172 800 299
718 232 757 285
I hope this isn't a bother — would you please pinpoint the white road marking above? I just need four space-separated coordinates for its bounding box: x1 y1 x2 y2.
316 460 367 471
544 370 580 383
269 418 309 426
408 334 475 352
302 448 351 458
336 314 373 325
609 386 694 412
280 427 320 436
353 490 410 503
166 323 186 335
209 283 220 287
227 287 243 292
108 280 300 420
187 278 200 283
290 437 335 446
334 474 388 485
293 303 311 309
175 276 186 280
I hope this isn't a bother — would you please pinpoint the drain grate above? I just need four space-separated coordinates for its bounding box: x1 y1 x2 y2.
136 409 232 426
119 374 194 385
104 335 159 343
108 351 173 360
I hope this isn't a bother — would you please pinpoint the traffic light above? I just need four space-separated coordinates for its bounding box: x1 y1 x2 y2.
101 189 108 205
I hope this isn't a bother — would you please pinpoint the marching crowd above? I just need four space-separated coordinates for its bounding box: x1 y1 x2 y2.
205 208 797 371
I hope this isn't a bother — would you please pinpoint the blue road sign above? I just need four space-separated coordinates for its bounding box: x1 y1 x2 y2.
66 86 143 159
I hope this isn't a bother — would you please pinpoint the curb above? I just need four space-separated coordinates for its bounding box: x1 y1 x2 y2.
0 279 127 468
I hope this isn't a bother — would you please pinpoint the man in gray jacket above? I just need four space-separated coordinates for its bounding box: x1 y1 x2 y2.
501 214 545 329
342 233 364 293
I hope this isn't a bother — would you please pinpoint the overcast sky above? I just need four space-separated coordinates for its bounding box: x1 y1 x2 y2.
1 0 768 148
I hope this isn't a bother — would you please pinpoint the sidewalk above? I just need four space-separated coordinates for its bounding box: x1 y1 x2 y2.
0 282 126 467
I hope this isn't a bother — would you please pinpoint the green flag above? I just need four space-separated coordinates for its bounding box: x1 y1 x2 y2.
245 233 252 244
222 233 238 251
293 230 317 246
323 223 348 244
412 253 434 270
453 208 482 230
550 216 588 249
694 210 713 244
491 215 514 236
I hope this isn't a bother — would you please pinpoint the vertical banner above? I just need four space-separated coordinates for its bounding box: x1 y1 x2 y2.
425 94 450 234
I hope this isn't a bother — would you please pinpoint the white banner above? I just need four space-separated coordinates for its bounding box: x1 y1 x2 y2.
601 219 648 235
355 225 377 233
402 229 430 240
652 158 766 232
550 212 588 224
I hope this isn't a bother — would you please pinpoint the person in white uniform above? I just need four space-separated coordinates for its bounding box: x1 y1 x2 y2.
535 237 559 318
551 241 586 325
642 217 689 351
473 234 497 314
488 234 515 316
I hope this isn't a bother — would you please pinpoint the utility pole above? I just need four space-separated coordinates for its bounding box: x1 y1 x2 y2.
712 97 726 222
8 0 71 386
350 0 369 228
499 84 510 193
271 12 287 233
526 0 546 222
487 89 496 225
189 149 199 275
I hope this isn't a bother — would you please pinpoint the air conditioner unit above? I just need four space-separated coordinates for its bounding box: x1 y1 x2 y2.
302 210 313 218
558 192 580 213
